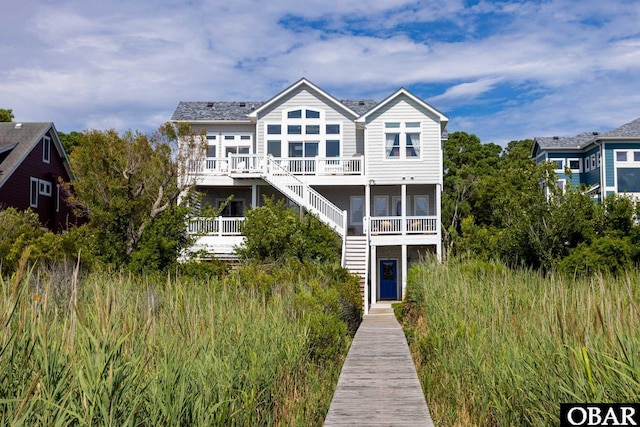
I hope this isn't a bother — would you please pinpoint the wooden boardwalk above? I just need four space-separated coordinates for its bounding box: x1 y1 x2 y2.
324 302 434 426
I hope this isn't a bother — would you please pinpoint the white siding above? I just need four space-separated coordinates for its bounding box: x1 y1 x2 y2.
256 87 358 157
364 95 442 184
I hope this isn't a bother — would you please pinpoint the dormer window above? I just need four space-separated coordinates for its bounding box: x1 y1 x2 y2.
42 136 51 163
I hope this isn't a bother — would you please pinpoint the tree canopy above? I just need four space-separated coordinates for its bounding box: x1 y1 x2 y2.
442 131 640 274
0 109 14 122
65 122 206 269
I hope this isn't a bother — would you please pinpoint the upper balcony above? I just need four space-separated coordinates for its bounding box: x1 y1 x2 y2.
188 154 364 178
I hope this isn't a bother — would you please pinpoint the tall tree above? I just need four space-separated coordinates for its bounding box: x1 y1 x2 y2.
0 109 14 122
65 123 205 267
441 131 502 255
58 131 83 155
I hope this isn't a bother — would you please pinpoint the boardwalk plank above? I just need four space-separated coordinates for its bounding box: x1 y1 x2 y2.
324 303 434 426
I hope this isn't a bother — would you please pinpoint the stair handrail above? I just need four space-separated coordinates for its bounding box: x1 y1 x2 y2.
263 156 346 236
340 210 348 267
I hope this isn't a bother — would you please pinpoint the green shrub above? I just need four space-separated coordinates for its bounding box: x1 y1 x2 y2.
557 236 636 276
174 258 229 281
236 197 341 264
0 208 91 276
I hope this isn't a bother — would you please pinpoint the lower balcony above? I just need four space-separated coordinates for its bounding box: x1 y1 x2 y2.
187 215 437 239
188 217 244 236
368 216 438 235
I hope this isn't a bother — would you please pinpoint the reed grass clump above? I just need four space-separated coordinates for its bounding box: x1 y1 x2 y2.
399 259 640 426
0 258 359 425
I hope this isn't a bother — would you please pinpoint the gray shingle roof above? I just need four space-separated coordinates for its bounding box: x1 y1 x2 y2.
0 122 54 188
171 99 378 121
600 117 640 138
535 117 640 150
534 132 601 149
338 99 378 116
171 102 264 121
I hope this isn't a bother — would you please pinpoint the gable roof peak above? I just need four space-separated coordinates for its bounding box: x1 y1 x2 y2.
247 77 360 119
355 87 448 128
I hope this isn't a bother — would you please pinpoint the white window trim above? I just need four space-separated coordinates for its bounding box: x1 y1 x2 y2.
267 108 340 159
567 158 581 172
39 180 52 197
613 149 640 195
30 177 38 208
414 195 430 216
384 122 422 161
552 159 564 172
373 195 389 217
56 184 60 212
42 136 51 163
350 196 364 225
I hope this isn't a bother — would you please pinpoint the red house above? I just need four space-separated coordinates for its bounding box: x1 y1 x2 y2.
0 122 80 233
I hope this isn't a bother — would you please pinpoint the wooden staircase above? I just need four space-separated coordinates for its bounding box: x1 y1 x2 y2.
261 157 369 309
262 156 346 235
344 235 368 309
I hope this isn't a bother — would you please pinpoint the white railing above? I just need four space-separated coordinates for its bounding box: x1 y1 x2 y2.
229 155 262 174
268 156 363 176
369 216 438 235
190 155 363 177
187 217 244 236
263 156 346 235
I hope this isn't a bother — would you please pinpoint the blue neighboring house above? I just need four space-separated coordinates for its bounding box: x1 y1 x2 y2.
531 117 640 202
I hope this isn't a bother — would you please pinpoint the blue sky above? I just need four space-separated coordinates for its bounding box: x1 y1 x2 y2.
1 0 639 145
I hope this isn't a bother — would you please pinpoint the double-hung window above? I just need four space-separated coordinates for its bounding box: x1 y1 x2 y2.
385 122 421 159
42 136 51 163
30 177 38 208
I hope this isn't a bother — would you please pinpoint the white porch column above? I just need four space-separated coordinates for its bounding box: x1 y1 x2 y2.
365 182 371 225
436 183 442 262
401 184 407 234
370 245 377 305
401 244 407 300
252 184 258 208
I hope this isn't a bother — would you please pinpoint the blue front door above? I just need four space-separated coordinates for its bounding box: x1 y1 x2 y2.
380 260 397 300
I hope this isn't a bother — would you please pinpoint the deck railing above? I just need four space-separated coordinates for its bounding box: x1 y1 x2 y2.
190 155 363 176
187 217 244 236
263 156 346 235
369 216 438 235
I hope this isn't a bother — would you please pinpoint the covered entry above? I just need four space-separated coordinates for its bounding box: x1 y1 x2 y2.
379 259 398 300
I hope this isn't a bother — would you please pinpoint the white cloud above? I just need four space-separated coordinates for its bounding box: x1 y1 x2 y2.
429 78 503 103
0 0 638 145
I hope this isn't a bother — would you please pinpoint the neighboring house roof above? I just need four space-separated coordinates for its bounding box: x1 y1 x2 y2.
599 117 640 138
355 87 449 130
533 132 601 150
532 117 640 157
0 122 70 189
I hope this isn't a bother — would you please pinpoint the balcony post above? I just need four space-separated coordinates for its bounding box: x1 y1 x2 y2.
401 184 407 235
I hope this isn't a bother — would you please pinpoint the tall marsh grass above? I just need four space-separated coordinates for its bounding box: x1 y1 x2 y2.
399 260 640 426
0 257 357 425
